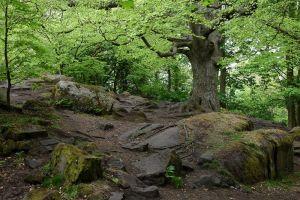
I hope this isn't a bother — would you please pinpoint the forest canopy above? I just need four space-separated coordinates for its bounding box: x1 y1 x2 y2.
0 0 299 127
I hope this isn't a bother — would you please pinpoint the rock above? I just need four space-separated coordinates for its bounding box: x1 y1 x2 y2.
197 152 214 166
192 174 236 188
50 143 102 185
25 157 44 169
105 170 144 189
98 122 114 131
23 188 61 200
182 159 195 171
130 186 159 199
0 139 32 156
121 125 182 151
53 80 115 114
22 100 51 114
216 129 294 184
2 125 48 141
105 170 159 199
119 124 149 141
140 127 182 150
42 74 73 84
109 192 124 200
78 183 95 198
39 138 59 146
24 170 45 184
122 142 149 152
133 150 182 185
79 181 111 200
106 157 126 171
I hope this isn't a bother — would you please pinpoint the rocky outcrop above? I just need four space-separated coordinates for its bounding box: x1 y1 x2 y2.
53 81 115 115
50 143 103 185
177 113 295 184
216 129 294 184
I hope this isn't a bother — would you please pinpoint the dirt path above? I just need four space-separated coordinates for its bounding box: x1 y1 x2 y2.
1 79 300 200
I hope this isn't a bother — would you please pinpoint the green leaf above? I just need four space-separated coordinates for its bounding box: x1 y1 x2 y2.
119 0 134 9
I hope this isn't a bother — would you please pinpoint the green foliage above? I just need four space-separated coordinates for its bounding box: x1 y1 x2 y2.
165 165 183 188
54 98 74 108
63 185 79 200
42 174 65 189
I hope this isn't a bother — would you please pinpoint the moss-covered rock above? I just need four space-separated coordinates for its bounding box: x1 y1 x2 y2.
216 129 294 184
178 112 252 152
23 188 61 200
1 124 48 141
77 181 111 200
178 113 294 185
0 139 32 156
50 143 103 185
53 81 115 115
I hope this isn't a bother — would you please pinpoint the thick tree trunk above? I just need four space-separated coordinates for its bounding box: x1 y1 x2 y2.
187 24 222 112
4 2 11 108
219 67 227 108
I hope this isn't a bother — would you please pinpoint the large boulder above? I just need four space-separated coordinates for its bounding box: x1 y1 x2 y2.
178 113 295 185
216 129 294 184
50 143 103 185
53 81 115 114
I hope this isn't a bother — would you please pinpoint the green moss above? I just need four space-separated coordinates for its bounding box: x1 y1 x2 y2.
63 185 79 200
42 174 64 188
50 143 103 185
78 183 94 198
0 139 32 156
24 188 61 200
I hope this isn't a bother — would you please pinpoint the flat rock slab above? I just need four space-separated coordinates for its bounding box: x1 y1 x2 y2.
133 150 182 185
142 127 181 149
39 138 59 146
123 126 182 151
119 123 164 141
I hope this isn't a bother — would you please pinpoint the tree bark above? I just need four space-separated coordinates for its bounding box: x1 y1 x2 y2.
187 24 222 112
296 68 300 126
4 2 11 108
219 67 227 108
286 66 296 128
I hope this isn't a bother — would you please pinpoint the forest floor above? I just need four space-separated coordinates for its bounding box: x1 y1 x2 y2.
0 79 300 200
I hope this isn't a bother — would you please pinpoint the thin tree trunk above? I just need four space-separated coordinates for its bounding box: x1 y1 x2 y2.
167 68 171 91
4 2 11 108
296 68 300 126
286 66 296 128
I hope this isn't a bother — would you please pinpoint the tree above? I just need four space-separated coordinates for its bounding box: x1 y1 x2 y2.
0 0 46 107
98 0 258 112
222 0 300 127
